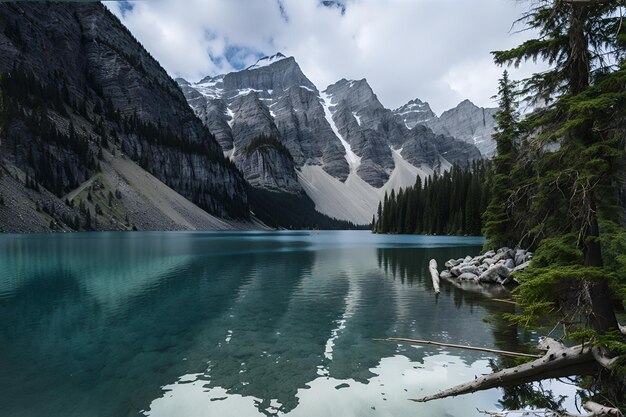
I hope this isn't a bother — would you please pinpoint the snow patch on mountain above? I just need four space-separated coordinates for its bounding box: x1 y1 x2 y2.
298 148 431 224
321 92 361 171
246 53 288 70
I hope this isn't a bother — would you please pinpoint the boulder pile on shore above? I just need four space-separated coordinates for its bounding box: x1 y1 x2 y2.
440 248 533 285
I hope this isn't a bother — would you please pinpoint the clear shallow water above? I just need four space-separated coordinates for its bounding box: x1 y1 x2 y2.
0 231 572 417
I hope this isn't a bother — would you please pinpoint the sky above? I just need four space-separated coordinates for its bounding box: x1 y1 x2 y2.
107 0 544 114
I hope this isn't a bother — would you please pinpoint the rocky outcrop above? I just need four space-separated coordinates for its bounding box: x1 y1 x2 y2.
237 136 301 193
394 98 497 158
440 248 533 285
0 2 250 232
393 98 437 129
432 100 497 157
323 78 480 187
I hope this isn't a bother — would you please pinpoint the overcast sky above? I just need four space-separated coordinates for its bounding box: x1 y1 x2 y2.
107 0 543 114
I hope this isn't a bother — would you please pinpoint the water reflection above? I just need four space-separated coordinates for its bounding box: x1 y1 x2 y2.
0 231 573 417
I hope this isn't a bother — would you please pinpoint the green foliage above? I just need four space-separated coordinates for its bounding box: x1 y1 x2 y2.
373 161 490 235
491 2 626 406
482 71 520 249
492 0 625 102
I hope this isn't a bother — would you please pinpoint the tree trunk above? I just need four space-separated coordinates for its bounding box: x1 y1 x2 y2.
567 3 590 95
413 340 599 403
566 2 620 335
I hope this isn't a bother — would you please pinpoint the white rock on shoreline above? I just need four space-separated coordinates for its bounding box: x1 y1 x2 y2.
440 248 533 285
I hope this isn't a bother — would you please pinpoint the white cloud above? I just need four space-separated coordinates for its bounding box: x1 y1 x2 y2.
108 0 545 114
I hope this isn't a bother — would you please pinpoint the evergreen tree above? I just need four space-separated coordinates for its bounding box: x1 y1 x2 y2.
491 0 626 407
372 162 490 235
482 70 519 249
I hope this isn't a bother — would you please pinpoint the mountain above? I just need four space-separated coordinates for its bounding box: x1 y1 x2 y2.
0 2 253 232
394 98 498 157
179 55 481 224
392 98 437 129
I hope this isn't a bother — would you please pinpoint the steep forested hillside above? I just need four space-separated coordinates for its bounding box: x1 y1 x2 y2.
0 2 249 232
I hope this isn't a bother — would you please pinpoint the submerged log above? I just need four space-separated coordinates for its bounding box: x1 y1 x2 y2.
377 337 541 359
429 259 440 294
412 339 599 403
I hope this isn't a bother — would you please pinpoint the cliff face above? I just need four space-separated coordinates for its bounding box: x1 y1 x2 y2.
323 78 482 186
394 98 498 157
0 2 250 232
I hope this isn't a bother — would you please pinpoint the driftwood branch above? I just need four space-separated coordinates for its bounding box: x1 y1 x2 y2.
492 298 519 305
478 401 623 417
376 337 541 358
429 259 440 294
591 346 620 370
412 341 599 403
579 401 623 417
537 337 566 353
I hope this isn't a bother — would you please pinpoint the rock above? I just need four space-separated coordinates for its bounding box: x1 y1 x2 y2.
464 256 473 263
503 258 516 270
512 261 531 273
450 265 462 277
484 258 496 266
458 272 478 281
444 258 464 269
493 249 514 262
484 250 496 257
497 247 511 254
459 265 480 275
514 250 527 266
478 265 510 284
500 275 516 286
440 270 452 280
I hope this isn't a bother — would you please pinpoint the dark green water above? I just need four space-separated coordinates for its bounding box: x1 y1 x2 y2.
0 231 571 417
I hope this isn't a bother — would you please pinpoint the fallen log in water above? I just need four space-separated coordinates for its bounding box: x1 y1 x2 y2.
411 338 601 403
429 259 440 294
376 337 541 358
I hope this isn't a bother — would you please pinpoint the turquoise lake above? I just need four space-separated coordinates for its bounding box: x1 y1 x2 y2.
0 231 573 416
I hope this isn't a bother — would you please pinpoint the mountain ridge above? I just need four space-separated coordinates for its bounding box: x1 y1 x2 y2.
178 53 486 224
393 97 497 157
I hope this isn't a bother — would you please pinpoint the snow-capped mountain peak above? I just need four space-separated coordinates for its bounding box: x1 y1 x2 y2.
246 52 288 70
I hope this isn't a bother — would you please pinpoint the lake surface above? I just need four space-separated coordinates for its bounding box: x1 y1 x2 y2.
0 231 571 417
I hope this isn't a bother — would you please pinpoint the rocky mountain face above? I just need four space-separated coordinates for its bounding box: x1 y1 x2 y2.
178 53 350 193
394 98 497 157
323 79 481 185
392 98 437 129
179 55 481 223
0 2 251 232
